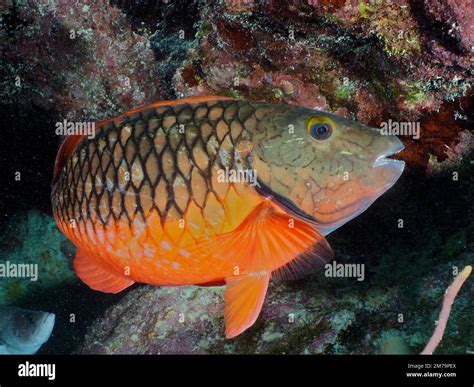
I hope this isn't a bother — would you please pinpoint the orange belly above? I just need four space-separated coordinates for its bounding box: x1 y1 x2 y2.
56 183 263 285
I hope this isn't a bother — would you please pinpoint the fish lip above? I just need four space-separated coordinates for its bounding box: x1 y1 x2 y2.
372 139 405 169
373 157 406 169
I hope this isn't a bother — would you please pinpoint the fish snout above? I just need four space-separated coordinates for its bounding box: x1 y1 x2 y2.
372 135 405 168
375 131 404 153
366 134 405 195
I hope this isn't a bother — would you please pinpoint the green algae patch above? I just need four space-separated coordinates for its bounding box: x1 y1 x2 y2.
0 211 77 304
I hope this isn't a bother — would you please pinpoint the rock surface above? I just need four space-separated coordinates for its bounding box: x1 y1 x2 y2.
1 0 162 121
174 0 473 170
1 1 472 170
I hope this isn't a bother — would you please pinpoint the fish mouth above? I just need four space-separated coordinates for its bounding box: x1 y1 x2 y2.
372 138 405 171
369 136 406 198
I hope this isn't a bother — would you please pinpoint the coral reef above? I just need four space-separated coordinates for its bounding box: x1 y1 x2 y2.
174 0 473 170
2 1 472 170
0 0 162 121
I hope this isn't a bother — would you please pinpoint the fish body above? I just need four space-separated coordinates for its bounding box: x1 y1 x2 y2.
0 306 55 355
51 96 404 338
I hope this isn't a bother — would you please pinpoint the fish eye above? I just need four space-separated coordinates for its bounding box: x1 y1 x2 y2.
307 118 333 140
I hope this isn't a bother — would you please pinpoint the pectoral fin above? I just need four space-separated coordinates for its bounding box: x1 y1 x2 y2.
224 272 270 339
74 249 134 294
191 201 332 275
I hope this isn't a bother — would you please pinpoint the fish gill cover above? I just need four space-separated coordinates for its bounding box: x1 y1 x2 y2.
0 0 472 358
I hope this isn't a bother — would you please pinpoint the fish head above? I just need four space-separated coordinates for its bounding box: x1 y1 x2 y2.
253 105 405 234
2 308 55 353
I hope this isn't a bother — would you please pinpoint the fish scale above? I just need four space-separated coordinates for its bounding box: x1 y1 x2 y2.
53 100 256 228
51 99 265 285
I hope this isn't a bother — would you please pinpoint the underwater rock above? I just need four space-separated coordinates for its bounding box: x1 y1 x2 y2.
174 1 473 171
77 281 364 354
0 0 162 121
0 211 76 305
1 1 471 171
0 305 55 355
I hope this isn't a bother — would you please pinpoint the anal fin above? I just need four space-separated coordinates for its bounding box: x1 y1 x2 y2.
74 249 134 294
224 272 270 339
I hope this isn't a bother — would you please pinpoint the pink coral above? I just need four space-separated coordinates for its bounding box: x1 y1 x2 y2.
422 266 472 354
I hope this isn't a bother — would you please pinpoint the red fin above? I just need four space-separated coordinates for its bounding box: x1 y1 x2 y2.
224 272 270 339
73 249 134 294
272 240 334 281
192 201 333 275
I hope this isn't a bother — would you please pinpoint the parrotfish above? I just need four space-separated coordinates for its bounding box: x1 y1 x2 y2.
0 306 55 354
51 96 404 338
